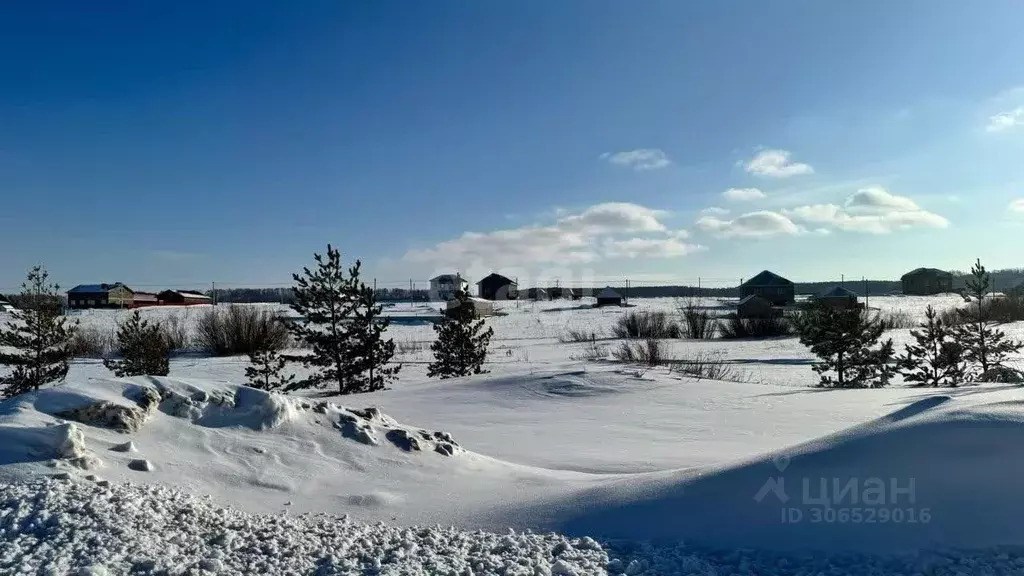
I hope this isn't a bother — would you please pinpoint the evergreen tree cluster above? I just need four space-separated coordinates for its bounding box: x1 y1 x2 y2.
103 311 171 378
245 347 295 391
796 258 1023 389
285 244 400 394
793 305 894 388
428 291 494 379
0 267 75 398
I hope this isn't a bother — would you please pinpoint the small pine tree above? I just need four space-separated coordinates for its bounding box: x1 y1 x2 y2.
287 245 400 394
0 266 75 398
952 259 1024 380
794 304 894 388
103 311 170 377
428 291 495 379
245 347 295 391
898 305 966 387
341 265 400 391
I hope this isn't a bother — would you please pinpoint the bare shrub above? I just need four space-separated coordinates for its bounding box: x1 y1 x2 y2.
612 338 669 365
719 315 791 339
396 340 425 355
611 311 682 339
873 310 916 330
69 326 116 358
159 312 191 352
559 328 602 343
668 350 746 382
935 295 1024 327
677 298 719 339
195 305 290 357
570 338 609 361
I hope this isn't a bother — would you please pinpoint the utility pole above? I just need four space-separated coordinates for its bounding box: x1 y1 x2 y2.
212 281 216 306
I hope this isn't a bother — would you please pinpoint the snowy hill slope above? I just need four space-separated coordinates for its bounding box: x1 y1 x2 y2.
5 369 1024 557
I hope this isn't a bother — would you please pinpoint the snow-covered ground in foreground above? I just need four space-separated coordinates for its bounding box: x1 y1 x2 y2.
2 295 1024 574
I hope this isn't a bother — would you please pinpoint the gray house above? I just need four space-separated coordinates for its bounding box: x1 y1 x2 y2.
595 287 623 307
737 295 774 319
817 286 861 310
739 271 795 306
901 268 953 296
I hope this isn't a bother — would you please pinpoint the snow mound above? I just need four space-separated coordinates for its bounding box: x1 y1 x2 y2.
0 479 611 576
110 441 136 453
326 404 463 456
128 459 154 472
54 395 155 433
533 393 1024 553
153 381 298 431
0 422 87 464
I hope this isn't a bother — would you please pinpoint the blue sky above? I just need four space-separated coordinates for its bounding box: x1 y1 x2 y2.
2 1 1024 292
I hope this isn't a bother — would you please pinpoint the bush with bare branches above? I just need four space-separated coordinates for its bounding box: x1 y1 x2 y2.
195 305 290 357
677 298 719 339
611 311 682 339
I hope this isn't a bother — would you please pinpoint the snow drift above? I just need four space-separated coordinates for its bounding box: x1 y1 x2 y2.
525 392 1024 553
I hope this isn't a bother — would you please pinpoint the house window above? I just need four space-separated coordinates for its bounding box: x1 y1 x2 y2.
88 300 95 306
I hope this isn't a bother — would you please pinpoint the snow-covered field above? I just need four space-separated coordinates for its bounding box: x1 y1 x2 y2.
3 295 1024 575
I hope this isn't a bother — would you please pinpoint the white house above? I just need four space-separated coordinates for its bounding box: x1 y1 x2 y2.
429 274 469 301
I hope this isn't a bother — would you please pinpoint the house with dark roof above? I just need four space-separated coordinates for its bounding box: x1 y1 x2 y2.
901 267 953 295
739 270 795 306
816 286 861 310
476 273 517 300
595 287 623 307
524 287 549 301
157 290 212 306
0 293 14 312
737 294 774 318
429 274 469 301
67 283 135 309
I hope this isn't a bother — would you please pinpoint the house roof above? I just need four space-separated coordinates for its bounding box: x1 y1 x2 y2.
901 267 951 279
430 274 464 282
741 270 794 287
476 273 515 286
820 286 858 299
68 283 131 294
176 290 210 299
0 294 10 304
738 294 769 306
597 286 622 299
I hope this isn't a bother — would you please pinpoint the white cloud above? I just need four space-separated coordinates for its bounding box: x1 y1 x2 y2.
557 202 666 234
784 187 949 234
722 187 766 202
696 211 801 238
603 238 706 259
986 108 1024 132
600 149 672 171
744 149 814 178
402 202 697 269
700 206 730 216
1010 199 1024 213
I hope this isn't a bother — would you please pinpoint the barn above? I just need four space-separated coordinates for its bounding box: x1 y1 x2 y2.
445 296 495 318
476 273 517 301
68 283 135 309
158 290 212 305
816 286 861 310
901 268 953 296
739 271 795 306
595 287 623 307
737 295 774 319
524 287 549 301
132 292 159 308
